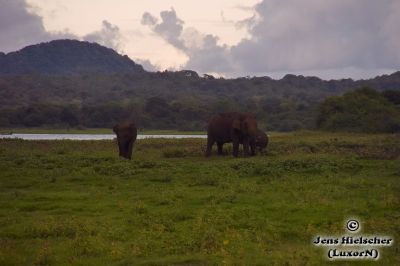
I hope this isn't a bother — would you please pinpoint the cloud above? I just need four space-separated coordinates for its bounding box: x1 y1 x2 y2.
141 9 233 73
0 0 57 52
141 8 186 51
83 20 124 51
143 0 400 79
2 0 399 79
0 0 124 53
141 12 158 26
184 34 233 73
135 58 158 71
231 0 400 73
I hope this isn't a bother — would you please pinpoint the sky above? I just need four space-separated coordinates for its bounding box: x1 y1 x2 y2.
1 0 399 80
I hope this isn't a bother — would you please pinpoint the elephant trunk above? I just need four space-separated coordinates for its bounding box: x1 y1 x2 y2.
118 139 132 159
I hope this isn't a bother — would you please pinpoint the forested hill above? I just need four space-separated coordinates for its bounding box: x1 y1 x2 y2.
0 40 144 74
0 40 399 131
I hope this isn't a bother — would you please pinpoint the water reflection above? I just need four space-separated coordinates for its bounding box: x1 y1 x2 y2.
0 133 207 140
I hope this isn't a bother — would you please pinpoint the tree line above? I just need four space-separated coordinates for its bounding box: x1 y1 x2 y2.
0 70 399 132
0 97 314 131
317 88 400 133
1 88 399 132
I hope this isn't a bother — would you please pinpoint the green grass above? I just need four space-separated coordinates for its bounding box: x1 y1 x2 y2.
0 128 205 135
0 132 399 265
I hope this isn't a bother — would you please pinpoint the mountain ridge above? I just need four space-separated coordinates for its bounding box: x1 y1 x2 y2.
0 39 144 75
1 39 399 82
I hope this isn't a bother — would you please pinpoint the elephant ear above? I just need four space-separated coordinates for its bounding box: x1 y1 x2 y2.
232 119 241 131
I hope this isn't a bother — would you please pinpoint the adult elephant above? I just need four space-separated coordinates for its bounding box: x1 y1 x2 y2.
205 112 259 157
113 122 137 159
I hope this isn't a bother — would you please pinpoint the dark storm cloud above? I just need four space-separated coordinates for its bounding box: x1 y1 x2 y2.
143 0 400 78
0 0 123 53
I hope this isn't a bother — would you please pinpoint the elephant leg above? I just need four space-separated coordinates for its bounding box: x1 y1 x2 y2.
118 140 126 158
243 139 250 157
205 137 215 157
118 144 123 157
127 139 134 160
217 142 224 155
250 143 256 156
232 140 239 157
122 141 130 159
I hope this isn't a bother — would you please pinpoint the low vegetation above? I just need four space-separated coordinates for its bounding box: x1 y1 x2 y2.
317 88 400 132
0 132 399 265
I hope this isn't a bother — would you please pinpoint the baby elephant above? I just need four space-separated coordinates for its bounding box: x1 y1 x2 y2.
238 129 268 154
113 122 137 159
254 129 269 153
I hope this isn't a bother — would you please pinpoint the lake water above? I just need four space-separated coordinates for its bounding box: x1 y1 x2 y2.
0 133 207 140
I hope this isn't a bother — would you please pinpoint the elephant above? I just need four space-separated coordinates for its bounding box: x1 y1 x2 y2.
205 112 259 157
254 129 269 153
113 122 137 159
240 129 268 155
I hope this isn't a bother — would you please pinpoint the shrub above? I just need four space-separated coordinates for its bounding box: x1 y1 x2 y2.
317 87 400 132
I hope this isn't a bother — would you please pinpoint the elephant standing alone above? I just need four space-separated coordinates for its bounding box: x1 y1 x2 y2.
113 122 137 159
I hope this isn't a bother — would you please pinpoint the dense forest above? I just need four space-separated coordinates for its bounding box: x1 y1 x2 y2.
1 40 399 132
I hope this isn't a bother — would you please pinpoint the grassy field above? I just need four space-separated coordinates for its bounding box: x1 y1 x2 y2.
0 128 205 135
0 132 399 265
